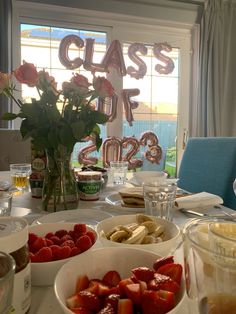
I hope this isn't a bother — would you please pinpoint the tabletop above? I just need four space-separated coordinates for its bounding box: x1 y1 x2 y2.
1 171 236 314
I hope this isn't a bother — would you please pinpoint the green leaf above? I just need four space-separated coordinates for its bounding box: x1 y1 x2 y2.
92 111 109 124
92 124 101 135
2 113 18 120
48 129 58 148
59 124 74 148
71 121 85 140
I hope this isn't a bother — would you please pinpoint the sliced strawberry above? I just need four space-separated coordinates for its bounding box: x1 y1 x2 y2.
86 230 96 244
153 256 174 271
70 307 93 314
34 247 52 262
61 240 75 248
76 235 92 252
28 232 38 245
74 223 87 235
148 273 180 294
132 267 155 283
117 299 133 314
118 278 134 297
157 290 175 309
55 229 68 238
141 290 175 314
70 246 81 257
157 263 183 285
77 291 102 312
124 283 141 306
98 303 115 314
103 270 121 287
104 294 120 311
85 280 99 294
75 275 90 293
89 280 110 296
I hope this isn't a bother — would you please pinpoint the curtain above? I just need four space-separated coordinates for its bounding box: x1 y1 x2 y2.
190 0 236 137
0 0 12 129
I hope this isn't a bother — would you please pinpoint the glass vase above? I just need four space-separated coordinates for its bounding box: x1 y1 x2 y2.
42 145 78 212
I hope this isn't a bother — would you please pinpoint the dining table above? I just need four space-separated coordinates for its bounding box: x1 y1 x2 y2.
1 170 236 314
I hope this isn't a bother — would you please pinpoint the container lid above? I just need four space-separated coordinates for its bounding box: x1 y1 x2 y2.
77 171 102 180
0 217 28 253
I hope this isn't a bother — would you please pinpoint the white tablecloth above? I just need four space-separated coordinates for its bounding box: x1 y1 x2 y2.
1 171 236 314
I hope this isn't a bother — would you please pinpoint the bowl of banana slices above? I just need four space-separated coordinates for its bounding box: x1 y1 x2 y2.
97 214 181 256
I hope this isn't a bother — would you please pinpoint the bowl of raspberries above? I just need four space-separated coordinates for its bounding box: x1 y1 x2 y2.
28 222 98 286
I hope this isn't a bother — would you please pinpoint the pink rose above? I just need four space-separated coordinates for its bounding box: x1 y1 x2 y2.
14 61 39 87
0 72 11 93
70 74 91 96
93 76 114 98
38 70 58 94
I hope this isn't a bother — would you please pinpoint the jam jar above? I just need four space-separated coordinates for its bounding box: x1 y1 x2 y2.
0 217 31 314
76 171 103 201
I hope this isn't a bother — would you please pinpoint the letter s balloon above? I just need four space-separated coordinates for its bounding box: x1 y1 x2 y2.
153 42 174 75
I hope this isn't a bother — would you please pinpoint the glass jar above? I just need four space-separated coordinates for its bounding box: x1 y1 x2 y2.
0 217 31 314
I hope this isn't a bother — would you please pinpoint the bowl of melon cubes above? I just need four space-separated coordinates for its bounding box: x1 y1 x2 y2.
54 247 185 314
28 222 98 286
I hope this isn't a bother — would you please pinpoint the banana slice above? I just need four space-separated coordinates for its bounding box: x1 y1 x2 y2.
119 225 133 236
141 235 156 244
105 226 120 239
123 226 148 244
136 214 154 224
153 225 165 237
141 221 157 234
110 230 129 242
124 223 139 231
155 237 163 243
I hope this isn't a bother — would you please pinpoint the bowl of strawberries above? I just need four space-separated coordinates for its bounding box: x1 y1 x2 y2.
54 247 185 314
28 222 98 286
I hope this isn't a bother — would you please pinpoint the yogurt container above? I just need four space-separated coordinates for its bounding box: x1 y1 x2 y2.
76 171 102 201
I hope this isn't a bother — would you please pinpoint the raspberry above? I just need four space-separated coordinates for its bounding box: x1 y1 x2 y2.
31 237 47 253
74 224 87 235
34 247 53 262
28 232 38 245
61 234 73 243
45 238 54 246
70 246 81 257
86 230 96 244
45 232 54 239
55 229 68 238
61 240 75 248
29 252 37 263
50 245 61 260
50 235 61 245
76 235 92 252
58 246 71 259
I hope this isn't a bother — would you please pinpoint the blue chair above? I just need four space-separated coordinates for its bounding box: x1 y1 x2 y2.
177 137 236 210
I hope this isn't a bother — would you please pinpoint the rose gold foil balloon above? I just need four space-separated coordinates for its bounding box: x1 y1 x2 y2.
83 38 106 73
144 145 162 164
78 143 98 166
97 93 118 122
153 42 175 75
102 40 127 76
122 137 143 170
102 137 122 168
140 131 158 147
127 43 147 79
59 35 84 70
121 88 140 126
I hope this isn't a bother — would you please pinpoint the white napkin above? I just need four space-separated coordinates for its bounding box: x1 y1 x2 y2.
175 192 223 209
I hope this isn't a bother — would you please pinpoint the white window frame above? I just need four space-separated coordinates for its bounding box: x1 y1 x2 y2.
12 0 196 169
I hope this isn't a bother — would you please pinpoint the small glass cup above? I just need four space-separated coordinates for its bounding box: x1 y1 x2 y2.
0 191 12 216
0 251 15 314
143 182 177 221
109 161 128 185
183 218 236 314
10 163 31 191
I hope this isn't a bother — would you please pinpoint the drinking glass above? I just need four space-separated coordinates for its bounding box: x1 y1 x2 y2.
183 218 236 314
143 182 177 221
10 163 31 191
0 251 15 314
109 161 128 185
0 192 12 216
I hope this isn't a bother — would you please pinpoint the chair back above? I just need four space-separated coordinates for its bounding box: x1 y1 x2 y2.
178 137 236 210
0 130 31 171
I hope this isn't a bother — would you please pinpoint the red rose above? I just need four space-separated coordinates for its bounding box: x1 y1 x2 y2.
93 76 114 98
14 61 39 87
70 74 91 96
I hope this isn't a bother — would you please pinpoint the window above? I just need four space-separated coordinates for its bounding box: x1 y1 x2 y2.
13 2 193 175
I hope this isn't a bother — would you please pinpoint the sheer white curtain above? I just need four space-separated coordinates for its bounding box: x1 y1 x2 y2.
190 0 236 137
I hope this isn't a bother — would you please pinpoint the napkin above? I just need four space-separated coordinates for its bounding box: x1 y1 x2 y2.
175 192 223 209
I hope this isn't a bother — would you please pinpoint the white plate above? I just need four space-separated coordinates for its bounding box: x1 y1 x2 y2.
33 208 113 226
128 177 179 187
105 193 145 212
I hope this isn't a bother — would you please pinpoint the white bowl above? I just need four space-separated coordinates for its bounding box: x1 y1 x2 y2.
96 215 180 256
54 247 185 314
133 171 168 185
29 222 98 286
